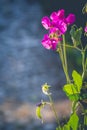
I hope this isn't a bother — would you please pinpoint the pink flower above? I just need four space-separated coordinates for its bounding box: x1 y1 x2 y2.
84 26 87 33
56 20 67 34
41 34 60 50
41 16 51 30
41 9 76 50
66 14 76 24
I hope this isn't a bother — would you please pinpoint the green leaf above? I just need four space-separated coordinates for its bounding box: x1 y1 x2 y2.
63 84 78 95
63 83 80 101
72 70 82 92
70 26 82 46
63 124 70 130
56 127 61 130
82 3 87 14
68 113 79 130
68 94 80 101
84 115 87 125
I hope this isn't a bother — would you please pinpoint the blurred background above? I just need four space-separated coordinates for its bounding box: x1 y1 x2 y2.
0 0 86 129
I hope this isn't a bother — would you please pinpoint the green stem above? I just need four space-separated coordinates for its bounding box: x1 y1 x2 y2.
58 43 82 52
48 94 60 127
58 43 67 80
82 50 85 79
62 35 70 83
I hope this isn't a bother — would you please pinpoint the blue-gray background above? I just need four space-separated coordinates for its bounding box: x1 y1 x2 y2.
0 0 86 129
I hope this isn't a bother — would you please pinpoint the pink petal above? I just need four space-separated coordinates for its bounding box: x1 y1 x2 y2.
41 34 52 49
66 14 76 24
50 12 58 21
57 9 65 19
41 16 51 30
51 39 58 50
56 20 67 34
49 27 58 34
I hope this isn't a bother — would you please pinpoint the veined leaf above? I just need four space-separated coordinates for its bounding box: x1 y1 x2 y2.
72 70 82 92
63 83 80 101
68 113 79 130
70 26 82 46
63 84 78 95
63 124 70 130
68 94 80 101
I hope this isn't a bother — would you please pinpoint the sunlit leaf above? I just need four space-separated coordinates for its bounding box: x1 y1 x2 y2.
72 70 82 92
68 113 79 130
63 84 78 95
63 124 70 130
63 83 80 101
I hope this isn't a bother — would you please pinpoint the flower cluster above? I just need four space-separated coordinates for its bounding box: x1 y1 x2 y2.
41 9 76 50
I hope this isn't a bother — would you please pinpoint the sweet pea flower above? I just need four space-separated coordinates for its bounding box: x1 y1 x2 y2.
56 20 67 34
66 14 76 24
41 9 76 50
41 16 51 30
41 34 61 50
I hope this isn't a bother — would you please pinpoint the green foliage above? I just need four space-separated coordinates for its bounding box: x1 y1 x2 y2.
63 70 82 101
56 113 79 130
67 112 79 130
72 70 82 92
37 3 87 130
70 26 83 46
82 3 87 14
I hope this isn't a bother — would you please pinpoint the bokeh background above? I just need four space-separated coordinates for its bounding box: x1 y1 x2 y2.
0 0 86 129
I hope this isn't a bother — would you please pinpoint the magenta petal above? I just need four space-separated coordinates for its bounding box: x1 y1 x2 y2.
41 34 52 49
51 39 58 50
50 12 58 21
57 20 67 34
49 27 58 34
66 14 76 24
41 16 51 30
57 9 65 19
